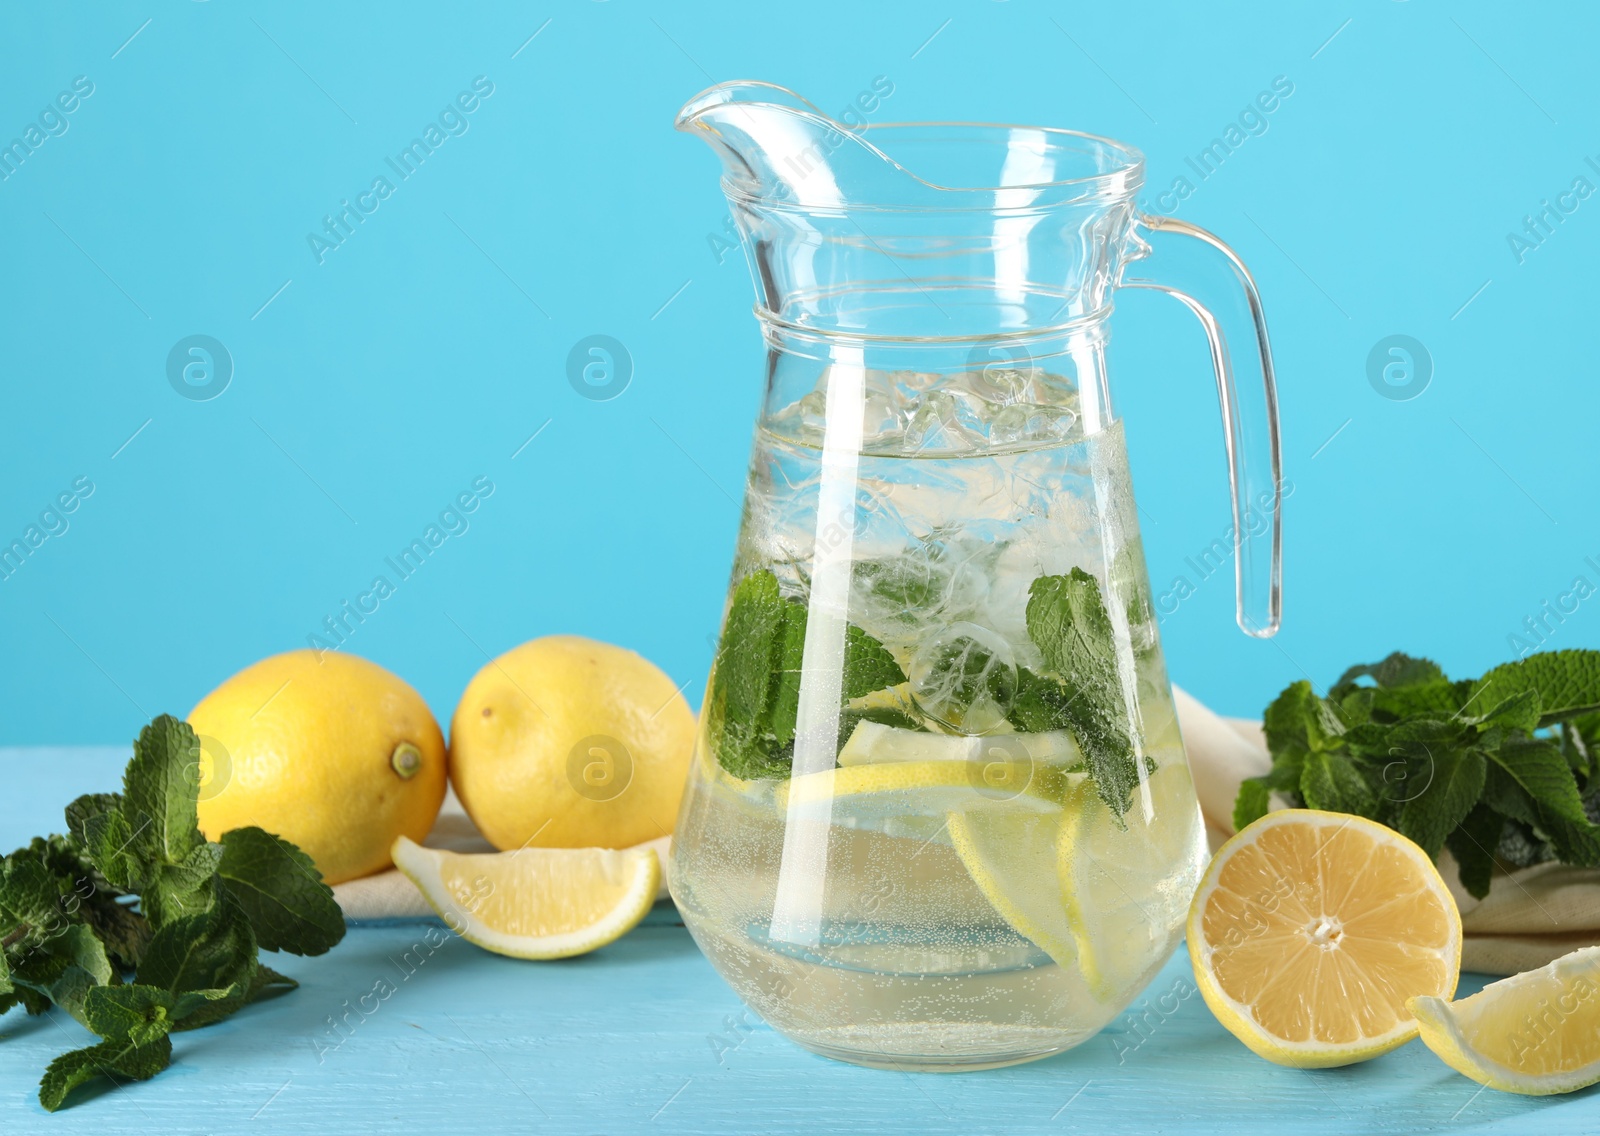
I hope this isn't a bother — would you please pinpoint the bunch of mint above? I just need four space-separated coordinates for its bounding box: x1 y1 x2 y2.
1234 650 1600 899
1 715 345 1111
706 567 1141 817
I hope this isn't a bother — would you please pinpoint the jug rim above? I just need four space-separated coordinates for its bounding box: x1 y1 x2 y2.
859 120 1144 189
678 81 1146 209
757 301 1115 347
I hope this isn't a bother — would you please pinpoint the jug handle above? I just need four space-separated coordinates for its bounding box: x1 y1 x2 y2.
1119 213 1283 639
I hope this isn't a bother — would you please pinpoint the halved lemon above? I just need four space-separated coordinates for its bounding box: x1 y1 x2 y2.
1061 761 1204 1000
1188 809 1461 1067
1410 946 1600 1095
391 836 659 959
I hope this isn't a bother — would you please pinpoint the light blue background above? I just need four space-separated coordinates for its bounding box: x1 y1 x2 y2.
2 0 1596 744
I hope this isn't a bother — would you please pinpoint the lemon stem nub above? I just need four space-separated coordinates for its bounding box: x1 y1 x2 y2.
391 742 423 779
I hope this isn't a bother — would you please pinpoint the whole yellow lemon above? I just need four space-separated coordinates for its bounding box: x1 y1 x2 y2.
449 636 695 851
190 650 447 884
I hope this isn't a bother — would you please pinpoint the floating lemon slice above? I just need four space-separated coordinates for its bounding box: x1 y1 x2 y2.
836 720 1081 768
948 808 1076 968
1060 761 1203 1000
827 721 1079 960
391 836 659 960
1188 810 1461 1068
777 754 1071 820
1410 946 1600 1095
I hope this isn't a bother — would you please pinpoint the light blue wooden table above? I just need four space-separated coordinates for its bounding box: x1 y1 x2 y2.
3 747 1594 1135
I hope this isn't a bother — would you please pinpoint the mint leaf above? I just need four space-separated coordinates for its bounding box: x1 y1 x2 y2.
247 964 298 1004
1024 570 1139 816
708 570 909 779
1263 681 1345 758
64 793 123 847
15 986 51 1015
766 601 807 750
39 1034 172 1111
0 849 61 952
1007 666 1073 733
1397 746 1487 858
1488 735 1591 826
1299 750 1377 816
218 827 345 956
1332 652 1445 694
84 984 175 1044
1473 650 1600 728
138 901 257 1030
716 572 784 732
1539 809 1600 868
83 806 144 892
761 598 908 751
1472 690 1542 736
123 715 205 867
709 572 788 778
1446 804 1505 900
37 925 114 1027
82 897 150 971
142 842 223 929
843 623 907 700
1482 762 1541 827
1234 777 1272 831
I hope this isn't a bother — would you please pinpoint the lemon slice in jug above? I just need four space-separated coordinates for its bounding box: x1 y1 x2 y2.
947 808 1077 968
1059 760 1203 1000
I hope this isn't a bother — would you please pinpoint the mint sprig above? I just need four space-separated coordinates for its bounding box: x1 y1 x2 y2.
0 714 345 1110
1016 570 1140 817
707 570 911 778
1234 649 1600 898
706 566 1143 817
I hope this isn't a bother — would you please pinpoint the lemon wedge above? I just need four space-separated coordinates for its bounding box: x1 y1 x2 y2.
1060 761 1204 1000
391 836 659 959
1410 946 1600 1095
1188 809 1461 1067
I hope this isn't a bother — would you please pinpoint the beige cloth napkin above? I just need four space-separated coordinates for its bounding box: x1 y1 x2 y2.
339 690 1600 976
1173 685 1600 975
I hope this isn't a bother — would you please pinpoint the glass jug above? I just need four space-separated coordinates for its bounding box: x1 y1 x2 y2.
670 82 1282 1071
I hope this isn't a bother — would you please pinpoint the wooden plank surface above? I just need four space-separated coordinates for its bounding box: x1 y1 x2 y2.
2 747 1593 1134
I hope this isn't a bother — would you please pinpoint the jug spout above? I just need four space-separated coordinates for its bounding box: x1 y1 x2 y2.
675 81 909 209
676 81 1149 335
